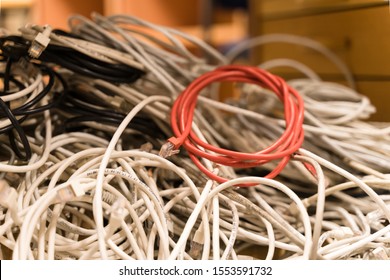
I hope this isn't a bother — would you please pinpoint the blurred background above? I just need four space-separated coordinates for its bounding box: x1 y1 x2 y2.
1 0 389 121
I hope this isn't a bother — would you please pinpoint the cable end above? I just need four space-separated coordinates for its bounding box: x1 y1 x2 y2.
159 141 179 158
189 228 204 259
370 247 389 260
0 180 17 209
28 25 52 59
106 198 126 239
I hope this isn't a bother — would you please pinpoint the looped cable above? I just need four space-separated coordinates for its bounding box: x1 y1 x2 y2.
163 65 305 183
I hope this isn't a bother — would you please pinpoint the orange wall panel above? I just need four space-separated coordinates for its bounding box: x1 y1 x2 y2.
32 0 103 30
104 0 199 26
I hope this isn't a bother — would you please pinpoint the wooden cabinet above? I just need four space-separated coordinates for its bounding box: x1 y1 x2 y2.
250 0 390 121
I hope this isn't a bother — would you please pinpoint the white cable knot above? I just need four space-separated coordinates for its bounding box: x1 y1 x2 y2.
0 180 21 225
369 247 389 260
318 227 355 250
0 180 17 209
105 198 127 239
106 197 126 217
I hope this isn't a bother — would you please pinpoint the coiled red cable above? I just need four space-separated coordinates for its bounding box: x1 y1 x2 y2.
165 65 305 184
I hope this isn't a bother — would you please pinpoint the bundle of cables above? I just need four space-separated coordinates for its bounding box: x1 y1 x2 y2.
16 25 146 83
0 39 66 160
161 65 305 183
58 77 168 146
66 13 226 96
0 21 149 160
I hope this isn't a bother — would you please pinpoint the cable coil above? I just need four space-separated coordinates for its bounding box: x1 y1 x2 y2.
164 65 305 183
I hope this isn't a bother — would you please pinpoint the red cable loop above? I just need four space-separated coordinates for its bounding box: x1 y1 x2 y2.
166 65 305 184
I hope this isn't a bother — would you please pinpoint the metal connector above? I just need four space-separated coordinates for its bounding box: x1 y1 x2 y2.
159 142 180 158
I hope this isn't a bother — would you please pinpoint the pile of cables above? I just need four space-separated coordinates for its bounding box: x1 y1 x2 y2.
0 14 389 260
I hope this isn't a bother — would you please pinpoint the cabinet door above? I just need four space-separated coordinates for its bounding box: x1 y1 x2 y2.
250 3 390 121
253 0 387 20
255 6 390 77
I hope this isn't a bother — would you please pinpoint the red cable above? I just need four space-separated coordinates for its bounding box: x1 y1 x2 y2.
164 65 305 184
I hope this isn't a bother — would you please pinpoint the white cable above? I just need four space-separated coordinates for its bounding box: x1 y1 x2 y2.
226 33 355 88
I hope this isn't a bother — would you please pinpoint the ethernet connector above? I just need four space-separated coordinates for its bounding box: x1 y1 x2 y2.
28 25 52 59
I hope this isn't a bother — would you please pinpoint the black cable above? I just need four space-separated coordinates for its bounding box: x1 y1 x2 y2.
64 93 126 119
13 67 55 111
0 74 26 92
40 50 143 83
61 91 165 131
0 35 145 83
0 45 67 159
62 108 166 138
13 66 66 116
58 79 168 138
0 115 28 134
0 35 30 61
0 96 32 160
2 57 12 93
0 57 31 159
0 33 151 159
62 114 167 150
0 66 63 119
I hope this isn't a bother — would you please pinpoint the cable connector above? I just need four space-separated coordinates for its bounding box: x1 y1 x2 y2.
69 180 87 197
109 96 124 109
366 204 390 225
55 180 92 203
0 180 17 210
332 227 354 240
106 198 126 239
56 187 75 203
288 198 309 216
0 180 21 225
237 255 255 260
28 25 52 59
139 142 153 153
189 227 204 259
370 247 389 260
318 227 354 249
159 137 181 158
